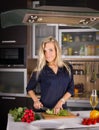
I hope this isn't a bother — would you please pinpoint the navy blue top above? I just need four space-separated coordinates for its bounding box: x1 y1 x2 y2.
26 64 74 109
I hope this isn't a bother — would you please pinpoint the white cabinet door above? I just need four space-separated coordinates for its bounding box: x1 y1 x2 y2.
32 23 58 58
59 28 99 60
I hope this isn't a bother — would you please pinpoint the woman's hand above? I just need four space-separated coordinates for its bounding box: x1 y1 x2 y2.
53 98 65 114
33 100 43 109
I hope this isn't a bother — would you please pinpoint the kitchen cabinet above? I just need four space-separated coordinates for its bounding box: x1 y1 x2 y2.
0 0 28 12
40 0 99 10
0 26 27 45
0 96 36 130
0 0 28 45
32 23 99 59
59 28 99 60
0 1 29 130
0 68 27 96
0 96 27 130
41 0 87 7
70 61 99 94
32 23 58 58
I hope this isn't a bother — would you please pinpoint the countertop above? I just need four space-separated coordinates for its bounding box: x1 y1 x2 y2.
35 93 99 109
67 93 99 109
7 111 99 130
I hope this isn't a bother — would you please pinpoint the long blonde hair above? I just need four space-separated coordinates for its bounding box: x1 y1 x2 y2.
35 36 71 77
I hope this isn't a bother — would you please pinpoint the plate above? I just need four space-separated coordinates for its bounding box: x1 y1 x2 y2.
30 120 63 129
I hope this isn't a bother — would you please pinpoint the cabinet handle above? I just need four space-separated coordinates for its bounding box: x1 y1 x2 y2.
2 40 16 43
1 96 16 100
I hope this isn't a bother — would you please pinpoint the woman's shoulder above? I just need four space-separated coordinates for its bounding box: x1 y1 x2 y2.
62 62 73 75
63 62 73 69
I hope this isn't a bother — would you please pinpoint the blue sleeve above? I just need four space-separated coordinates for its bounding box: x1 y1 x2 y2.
67 64 74 96
26 71 38 92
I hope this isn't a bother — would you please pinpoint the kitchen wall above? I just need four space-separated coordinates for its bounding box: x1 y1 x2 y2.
71 61 99 92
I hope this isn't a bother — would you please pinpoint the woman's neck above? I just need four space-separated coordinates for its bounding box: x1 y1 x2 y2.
48 62 58 74
48 61 56 66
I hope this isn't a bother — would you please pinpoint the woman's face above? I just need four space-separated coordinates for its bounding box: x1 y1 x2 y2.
44 42 56 64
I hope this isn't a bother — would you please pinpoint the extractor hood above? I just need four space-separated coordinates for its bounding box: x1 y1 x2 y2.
0 6 99 29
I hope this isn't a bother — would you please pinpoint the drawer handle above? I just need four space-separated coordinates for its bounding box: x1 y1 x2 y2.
1 96 16 100
2 40 16 43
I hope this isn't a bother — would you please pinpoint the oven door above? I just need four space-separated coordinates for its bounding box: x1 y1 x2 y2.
0 68 27 96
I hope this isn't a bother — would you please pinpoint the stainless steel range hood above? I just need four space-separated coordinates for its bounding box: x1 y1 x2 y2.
0 6 99 29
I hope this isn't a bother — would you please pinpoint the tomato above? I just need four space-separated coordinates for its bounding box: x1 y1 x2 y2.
82 118 97 125
97 118 99 122
82 118 90 125
91 119 97 124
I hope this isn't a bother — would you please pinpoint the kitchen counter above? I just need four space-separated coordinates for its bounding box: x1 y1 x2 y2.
36 93 99 109
7 111 99 130
67 93 99 109
33 95 99 111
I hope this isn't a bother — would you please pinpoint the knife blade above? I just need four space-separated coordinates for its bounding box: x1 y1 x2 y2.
40 106 49 111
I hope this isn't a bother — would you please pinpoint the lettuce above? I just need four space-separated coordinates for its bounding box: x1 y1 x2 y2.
46 109 69 116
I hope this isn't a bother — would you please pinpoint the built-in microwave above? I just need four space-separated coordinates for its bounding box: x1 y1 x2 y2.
0 44 26 67
0 68 27 96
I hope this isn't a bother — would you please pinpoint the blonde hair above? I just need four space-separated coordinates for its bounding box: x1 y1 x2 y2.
35 36 71 77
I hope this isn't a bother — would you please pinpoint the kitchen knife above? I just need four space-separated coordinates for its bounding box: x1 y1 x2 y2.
40 106 49 111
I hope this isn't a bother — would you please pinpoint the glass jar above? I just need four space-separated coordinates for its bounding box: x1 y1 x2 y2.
68 47 73 55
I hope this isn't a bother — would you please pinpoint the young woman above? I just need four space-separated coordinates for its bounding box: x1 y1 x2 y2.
26 36 74 114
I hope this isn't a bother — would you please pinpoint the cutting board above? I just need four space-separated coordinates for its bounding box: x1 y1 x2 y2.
41 111 77 119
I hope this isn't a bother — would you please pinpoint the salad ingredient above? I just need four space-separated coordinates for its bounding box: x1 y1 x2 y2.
46 109 69 116
9 107 40 123
90 110 99 119
81 118 97 125
9 107 26 121
21 109 35 123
